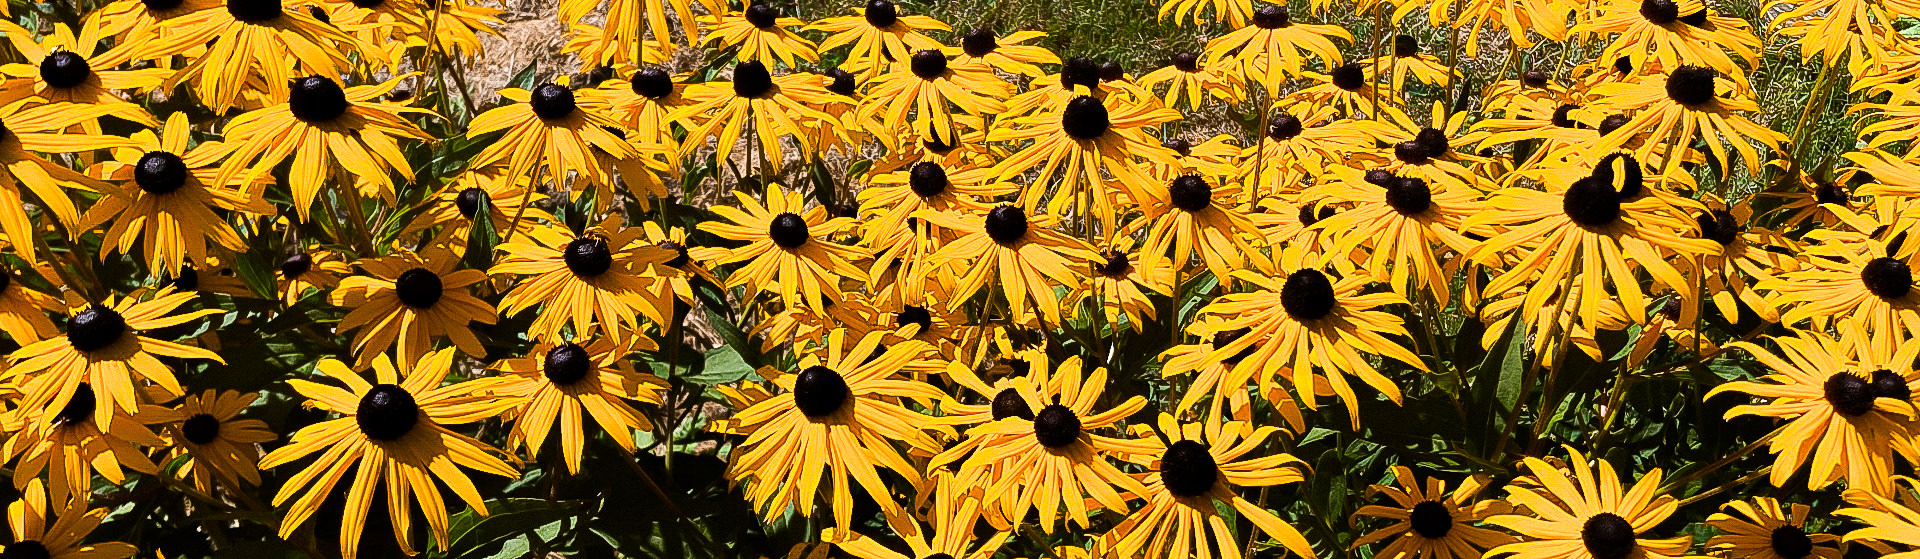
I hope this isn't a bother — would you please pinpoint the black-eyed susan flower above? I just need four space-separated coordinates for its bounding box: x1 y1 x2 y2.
1760 230 1920 358
1675 193 1794 324
990 93 1179 223
932 356 1155 532
494 218 677 342
1352 465 1514 559
401 165 554 245
1202 4 1349 92
695 186 868 312
859 49 1010 146
494 337 666 474
1159 316 1310 431
1307 171 1483 306
80 112 270 274
825 486 1011 559
556 0 715 60
466 79 637 202
724 329 948 529
0 18 164 127
1068 239 1172 333
672 61 841 175
1576 0 1759 82
0 479 137 559
807 0 948 79
857 159 1015 242
1139 51 1247 111
1097 415 1318 559
1161 0 1254 27
1486 447 1690 559
583 67 696 152
0 102 139 261
258 349 517 559
1246 105 1396 197
1590 65 1785 177
1190 249 1426 426
1364 35 1456 94
2 382 172 504
1706 498 1840 559
275 248 350 306
165 389 274 492
699 3 818 67
924 205 1099 325
1142 173 1270 278
139 0 367 111
330 248 496 366
1712 329 1918 495
10 289 220 429
216 75 429 221
948 27 1058 78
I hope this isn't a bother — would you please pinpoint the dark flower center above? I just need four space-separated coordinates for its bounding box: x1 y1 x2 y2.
1386 177 1432 216
182 413 221 444
529 83 577 120
1826 372 1876 416
1563 176 1622 227
657 240 691 268
543 343 592 385
394 268 443 309
52 384 94 427
1394 34 1420 57
455 187 487 219
1552 104 1582 129
1093 250 1130 278
1061 57 1100 90
984 205 1029 245
350 0 381 7
1172 51 1200 72
793 365 849 418
1410 500 1454 538
991 388 1034 420
228 0 282 22
768 212 809 249
1871 369 1910 401
824 68 856 96
1169 175 1212 212
1640 0 1679 24
1281 269 1336 321
1523 70 1550 87
923 134 955 154
631 68 674 99
864 0 897 27
288 75 348 123
1299 203 1335 226
307 5 330 23
1599 114 1631 137
1212 327 1257 364
897 305 931 332
1251 4 1290 28
1395 140 1430 164
1582 513 1637 559
733 61 774 98
1160 440 1218 497
0 271 11 293
1815 182 1851 207
1594 153 1645 198
1770 526 1814 559
1614 57 1634 74
1365 169 1395 186
280 253 313 278
910 50 948 79
1665 66 1717 107
135 151 189 195
1032 404 1081 448
1679 9 1707 24
1416 128 1449 156
1862 257 1912 300
39 51 90 89
1099 61 1126 82
357 384 420 441
564 237 613 277
961 28 998 57
170 265 200 292
143 0 184 11
1268 113 1303 140
744 3 778 28
67 305 127 352
0 540 50 559
1163 138 1193 156
1331 63 1365 91
1695 210 1741 246
1062 95 1111 140
908 161 949 198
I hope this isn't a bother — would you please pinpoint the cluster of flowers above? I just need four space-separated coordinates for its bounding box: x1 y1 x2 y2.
0 0 1919 555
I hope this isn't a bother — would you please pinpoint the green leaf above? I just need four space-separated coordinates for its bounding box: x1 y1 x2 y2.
446 499 577 557
506 60 539 91
464 193 497 270
689 345 755 385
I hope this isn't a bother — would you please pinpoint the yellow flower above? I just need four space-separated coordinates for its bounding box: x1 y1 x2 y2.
216 75 430 221
330 248 496 366
80 112 270 273
493 337 666 474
